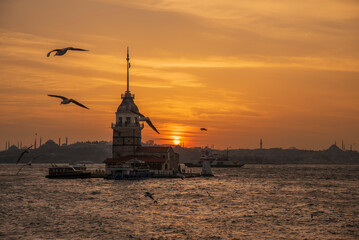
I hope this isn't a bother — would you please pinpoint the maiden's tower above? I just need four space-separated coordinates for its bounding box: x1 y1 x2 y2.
104 48 179 177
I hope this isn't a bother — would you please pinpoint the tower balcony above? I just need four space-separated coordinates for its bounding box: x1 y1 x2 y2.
111 122 144 129
121 93 135 99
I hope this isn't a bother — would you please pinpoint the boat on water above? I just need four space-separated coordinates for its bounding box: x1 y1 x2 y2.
45 163 105 179
46 164 91 179
185 147 244 168
105 159 153 180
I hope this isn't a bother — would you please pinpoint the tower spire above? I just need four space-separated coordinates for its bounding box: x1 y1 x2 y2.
126 47 130 93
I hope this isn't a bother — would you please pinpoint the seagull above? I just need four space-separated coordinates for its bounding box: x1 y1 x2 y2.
47 47 88 57
48 95 89 109
16 159 34 175
16 145 33 164
176 173 185 180
311 211 325 220
200 128 207 131
130 110 160 134
145 192 158 204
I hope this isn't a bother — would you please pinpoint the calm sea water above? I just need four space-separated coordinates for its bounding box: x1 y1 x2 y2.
0 164 358 240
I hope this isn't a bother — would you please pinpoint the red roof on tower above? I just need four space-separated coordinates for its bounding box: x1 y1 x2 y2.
136 146 172 153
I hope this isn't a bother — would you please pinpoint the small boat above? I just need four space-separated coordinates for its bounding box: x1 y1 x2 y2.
45 164 91 179
105 159 152 180
185 147 244 168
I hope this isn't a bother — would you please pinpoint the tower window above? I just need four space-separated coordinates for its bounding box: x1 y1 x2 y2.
126 117 131 126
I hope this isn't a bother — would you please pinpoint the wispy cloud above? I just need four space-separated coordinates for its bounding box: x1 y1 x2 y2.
136 56 359 72
0 29 203 89
104 0 359 41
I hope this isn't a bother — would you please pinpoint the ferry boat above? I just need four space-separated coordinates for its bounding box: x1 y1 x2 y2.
45 164 91 179
185 147 244 168
105 159 153 180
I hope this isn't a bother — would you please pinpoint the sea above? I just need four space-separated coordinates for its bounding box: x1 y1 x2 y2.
0 164 358 240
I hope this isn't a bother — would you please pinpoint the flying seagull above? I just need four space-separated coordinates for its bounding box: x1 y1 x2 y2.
311 211 325 220
130 110 160 134
48 95 89 109
16 145 33 164
16 157 36 175
176 173 185 180
200 128 207 131
145 192 158 204
47 47 88 57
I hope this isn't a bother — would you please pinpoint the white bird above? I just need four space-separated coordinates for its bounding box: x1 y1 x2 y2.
47 47 88 57
48 95 89 109
130 110 160 134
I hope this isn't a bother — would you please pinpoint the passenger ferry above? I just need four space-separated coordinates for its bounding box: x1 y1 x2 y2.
45 163 105 179
45 164 91 179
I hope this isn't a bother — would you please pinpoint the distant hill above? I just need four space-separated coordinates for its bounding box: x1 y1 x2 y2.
0 141 112 164
1 142 358 164
175 144 359 165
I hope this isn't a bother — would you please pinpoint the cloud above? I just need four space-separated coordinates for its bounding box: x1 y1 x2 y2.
136 56 359 72
0 29 204 89
108 0 359 41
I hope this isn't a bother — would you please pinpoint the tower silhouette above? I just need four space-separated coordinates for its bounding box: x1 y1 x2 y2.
112 48 143 158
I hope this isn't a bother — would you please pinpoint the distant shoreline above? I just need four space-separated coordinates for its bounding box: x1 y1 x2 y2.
1 141 358 165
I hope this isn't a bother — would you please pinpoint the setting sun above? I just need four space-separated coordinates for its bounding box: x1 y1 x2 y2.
173 139 181 145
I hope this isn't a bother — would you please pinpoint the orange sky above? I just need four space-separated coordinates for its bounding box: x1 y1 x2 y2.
0 0 358 150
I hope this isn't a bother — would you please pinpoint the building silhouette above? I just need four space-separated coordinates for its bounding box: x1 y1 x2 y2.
111 47 143 158
105 48 179 173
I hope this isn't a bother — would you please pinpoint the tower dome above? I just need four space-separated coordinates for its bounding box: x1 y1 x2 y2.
116 92 139 113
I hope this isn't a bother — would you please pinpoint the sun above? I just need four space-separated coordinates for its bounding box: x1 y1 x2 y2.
173 139 181 145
